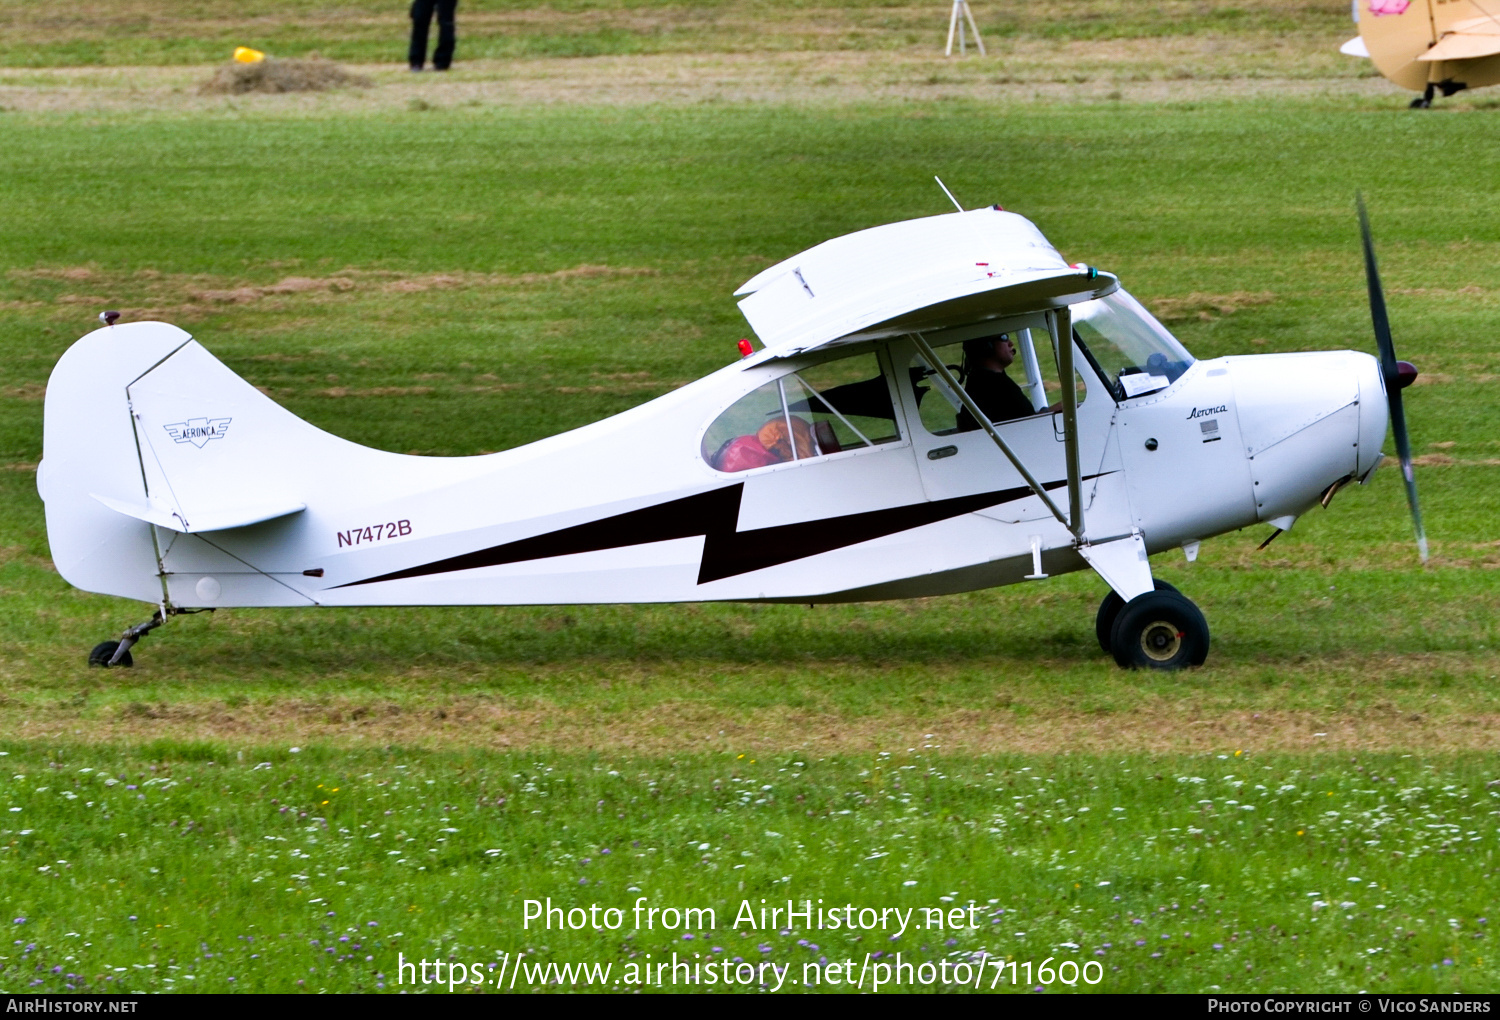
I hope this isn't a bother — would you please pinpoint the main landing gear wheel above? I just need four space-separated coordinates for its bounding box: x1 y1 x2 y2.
1108 590 1210 671
1094 579 1178 652
87 641 133 668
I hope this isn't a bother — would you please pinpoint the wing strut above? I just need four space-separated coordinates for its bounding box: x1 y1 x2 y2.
910 329 1081 539
1049 307 1085 541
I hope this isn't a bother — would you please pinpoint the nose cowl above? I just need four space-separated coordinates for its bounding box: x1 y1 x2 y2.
1356 351 1391 481
1228 351 1377 522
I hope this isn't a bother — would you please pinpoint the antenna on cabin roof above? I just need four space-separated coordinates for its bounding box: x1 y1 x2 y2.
934 176 965 212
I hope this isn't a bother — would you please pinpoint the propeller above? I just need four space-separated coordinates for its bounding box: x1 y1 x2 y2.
1356 193 1429 564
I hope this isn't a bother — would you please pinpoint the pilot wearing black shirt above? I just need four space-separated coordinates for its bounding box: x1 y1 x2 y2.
955 333 1037 432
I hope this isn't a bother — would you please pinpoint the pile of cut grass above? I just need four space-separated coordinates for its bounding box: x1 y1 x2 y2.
200 58 371 96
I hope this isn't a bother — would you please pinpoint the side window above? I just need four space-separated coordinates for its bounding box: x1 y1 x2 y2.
909 328 1086 436
702 350 901 473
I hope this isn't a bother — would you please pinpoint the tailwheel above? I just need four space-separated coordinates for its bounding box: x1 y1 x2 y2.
86 610 168 668
87 640 133 668
1094 579 1178 652
1109 589 1210 671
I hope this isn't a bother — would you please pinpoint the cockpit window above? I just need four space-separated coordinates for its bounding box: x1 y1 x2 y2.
702 350 901 473
1072 291 1195 401
909 328 1086 436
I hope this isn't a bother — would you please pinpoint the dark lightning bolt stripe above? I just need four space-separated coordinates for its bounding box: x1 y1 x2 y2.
341 478 1081 589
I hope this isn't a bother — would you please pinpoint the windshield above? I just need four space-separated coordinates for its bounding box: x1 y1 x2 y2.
1072 291 1194 401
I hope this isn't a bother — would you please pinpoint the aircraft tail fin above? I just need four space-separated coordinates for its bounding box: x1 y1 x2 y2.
41 321 336 600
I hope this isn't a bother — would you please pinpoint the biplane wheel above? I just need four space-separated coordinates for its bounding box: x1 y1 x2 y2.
1094 579 1178 652
1409 97 1431 109
87 641 133 668
1109 590 1209 671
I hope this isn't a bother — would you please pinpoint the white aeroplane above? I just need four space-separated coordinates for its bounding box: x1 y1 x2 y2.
39 197 1424 671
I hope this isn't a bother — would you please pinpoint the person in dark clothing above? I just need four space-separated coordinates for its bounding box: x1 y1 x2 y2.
409 0 458 71
954 333 1038 432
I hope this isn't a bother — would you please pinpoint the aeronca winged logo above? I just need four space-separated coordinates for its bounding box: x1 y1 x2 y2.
164 417 232 448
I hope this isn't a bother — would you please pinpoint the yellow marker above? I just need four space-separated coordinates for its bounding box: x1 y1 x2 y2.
233 46 267 64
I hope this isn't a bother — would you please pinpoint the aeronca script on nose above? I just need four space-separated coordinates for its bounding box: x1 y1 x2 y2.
163 417 232 448
1186 405 1227 420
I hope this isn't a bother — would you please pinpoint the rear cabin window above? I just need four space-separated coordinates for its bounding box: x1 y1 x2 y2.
702 350 901 473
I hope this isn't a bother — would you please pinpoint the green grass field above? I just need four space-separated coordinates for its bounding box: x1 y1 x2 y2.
0 0 1356 67
2 0 1499 995
3 746 1497 993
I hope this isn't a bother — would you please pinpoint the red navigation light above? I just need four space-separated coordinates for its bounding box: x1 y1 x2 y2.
737 338 755 358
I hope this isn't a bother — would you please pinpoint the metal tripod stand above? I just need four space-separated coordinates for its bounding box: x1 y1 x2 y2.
945 0 986 56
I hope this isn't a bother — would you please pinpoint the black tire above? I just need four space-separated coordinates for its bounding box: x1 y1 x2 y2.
87 641 132 668
1109 590 1209 670
1094 579 1179 652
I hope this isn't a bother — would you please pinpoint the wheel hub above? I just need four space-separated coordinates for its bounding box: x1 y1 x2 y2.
1139 620 1184 662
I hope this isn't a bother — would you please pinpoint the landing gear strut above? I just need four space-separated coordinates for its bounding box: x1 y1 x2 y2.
1096 585 1210 670
88 610 166 668
1411 81 1468 108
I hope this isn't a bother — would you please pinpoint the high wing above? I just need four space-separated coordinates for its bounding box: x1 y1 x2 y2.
735 207 1118 359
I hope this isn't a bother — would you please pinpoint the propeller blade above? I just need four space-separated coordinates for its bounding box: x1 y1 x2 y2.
1357 194 1428 564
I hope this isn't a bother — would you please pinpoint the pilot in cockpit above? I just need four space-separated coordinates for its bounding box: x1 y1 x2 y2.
954 333 1037 432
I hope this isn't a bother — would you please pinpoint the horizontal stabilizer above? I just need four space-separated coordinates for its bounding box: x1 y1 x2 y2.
91 492 305 533
1340 35 1370 58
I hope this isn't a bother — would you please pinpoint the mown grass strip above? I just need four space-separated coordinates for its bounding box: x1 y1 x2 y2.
0 0 1355 68
1 745 1494 993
